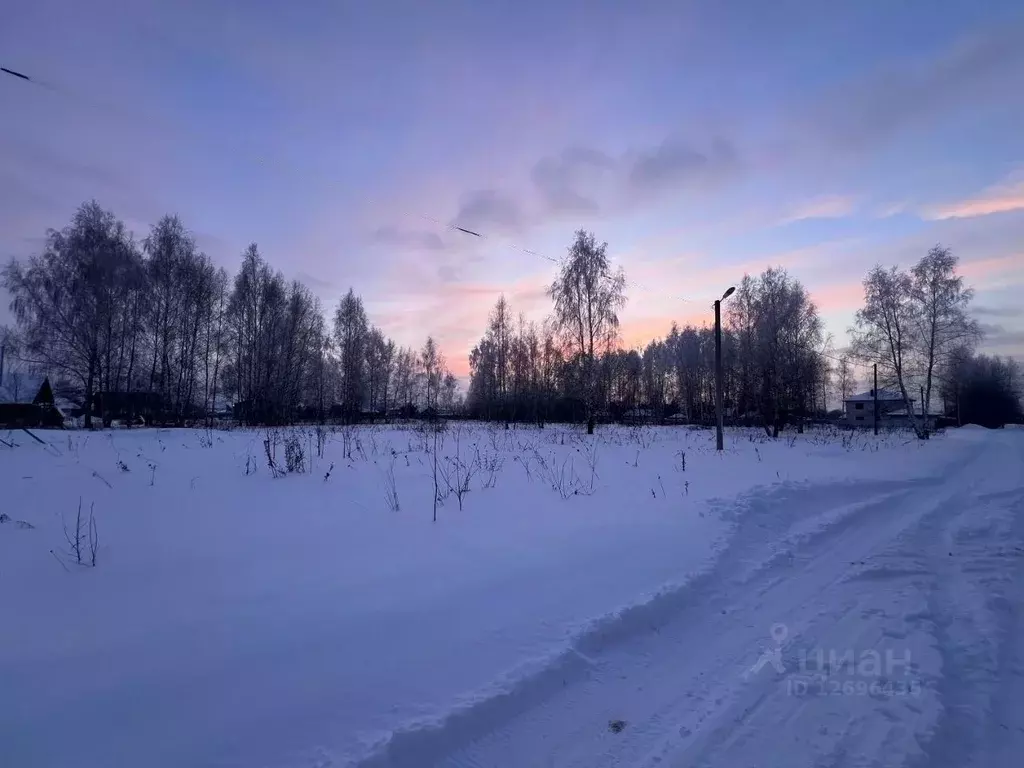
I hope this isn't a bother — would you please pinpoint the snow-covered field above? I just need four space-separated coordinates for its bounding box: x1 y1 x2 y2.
2 423 1022 767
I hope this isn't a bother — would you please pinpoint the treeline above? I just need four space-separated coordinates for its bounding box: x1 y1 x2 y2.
466 233 1021 434
2 201 457 427
940 350 1022 428
4 206 1020 433
467 230 830 435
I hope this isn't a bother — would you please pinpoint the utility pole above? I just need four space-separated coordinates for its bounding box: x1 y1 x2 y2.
714 286 735 451
715 299 724 450
873 363 879 436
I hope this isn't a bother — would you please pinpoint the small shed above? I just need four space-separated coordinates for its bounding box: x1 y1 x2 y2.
0 375 65 427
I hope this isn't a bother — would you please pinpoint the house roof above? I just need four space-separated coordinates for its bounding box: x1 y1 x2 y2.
0 373 46 404
845 389 908 403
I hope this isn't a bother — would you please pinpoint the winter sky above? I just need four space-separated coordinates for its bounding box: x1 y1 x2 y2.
2 0 1022 379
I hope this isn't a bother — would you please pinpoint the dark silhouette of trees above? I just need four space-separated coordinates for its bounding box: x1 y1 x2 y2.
6 206 1010 434
2 202 446 426
851 246 980 438
940 349 1022 427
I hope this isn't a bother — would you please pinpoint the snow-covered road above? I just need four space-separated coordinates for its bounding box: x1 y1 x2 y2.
373 430 1024 768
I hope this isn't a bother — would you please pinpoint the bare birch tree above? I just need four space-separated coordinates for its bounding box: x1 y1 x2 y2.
852 246 979 438
547 229 626 434
851 265 922 435
910 246 980 422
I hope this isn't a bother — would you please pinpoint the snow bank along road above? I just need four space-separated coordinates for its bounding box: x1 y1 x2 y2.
2 425 1022 767
374 429 1024 768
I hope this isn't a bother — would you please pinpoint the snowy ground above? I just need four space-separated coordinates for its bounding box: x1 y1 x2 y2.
1 423 1022 767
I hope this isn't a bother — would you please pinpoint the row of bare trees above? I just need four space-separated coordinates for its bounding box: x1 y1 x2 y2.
5 205 1016 433
468 231 1018 435
2 201 457 426
468 230 832 435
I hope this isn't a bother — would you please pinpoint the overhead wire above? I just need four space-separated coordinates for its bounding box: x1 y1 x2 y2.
7 59 906 401
6 60 885 371
3 62 703 309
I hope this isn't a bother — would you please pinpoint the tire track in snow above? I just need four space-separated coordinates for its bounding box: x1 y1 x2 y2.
354 477 939 767
417 438 1013 768
907 436 1024 768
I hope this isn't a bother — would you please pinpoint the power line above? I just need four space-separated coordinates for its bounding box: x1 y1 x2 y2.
3 61 705 308
3 62 560 264
4 61 866 355
1 66 30 82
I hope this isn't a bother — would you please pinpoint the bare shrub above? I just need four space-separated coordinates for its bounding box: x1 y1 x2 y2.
537 451 588 499
477 450 503 490
440 458 467 508
264 429 282 478
341 423 356 460
487 424 511 453
383 457 400 512
284 433 306 473
514 453 534 482
629 425 654 449
432 428 444 521
89 509 98 566
516 435 539 454
581 443 599 493
62 498 97 567
438 427 477 510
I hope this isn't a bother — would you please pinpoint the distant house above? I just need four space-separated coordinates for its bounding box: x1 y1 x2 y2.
843 388 940 429
0 375 65 427
844 389 908 426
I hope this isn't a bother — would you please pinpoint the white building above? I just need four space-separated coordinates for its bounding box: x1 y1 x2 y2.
843 389 910 426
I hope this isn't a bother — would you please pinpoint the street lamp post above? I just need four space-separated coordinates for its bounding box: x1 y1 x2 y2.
714 286 735 451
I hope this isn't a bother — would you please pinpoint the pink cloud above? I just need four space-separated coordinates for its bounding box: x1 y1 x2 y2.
778 194 858 225
960 254 1023 281
922 172 1024 220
